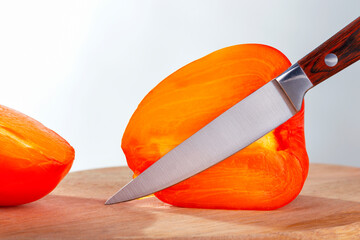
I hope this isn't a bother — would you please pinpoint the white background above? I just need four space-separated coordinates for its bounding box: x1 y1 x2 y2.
0 0 359 171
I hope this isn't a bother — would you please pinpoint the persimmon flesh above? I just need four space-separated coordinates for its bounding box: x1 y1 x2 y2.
0 105 75 206
122 44 309 210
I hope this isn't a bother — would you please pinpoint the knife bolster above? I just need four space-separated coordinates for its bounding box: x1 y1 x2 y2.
276 63 313 111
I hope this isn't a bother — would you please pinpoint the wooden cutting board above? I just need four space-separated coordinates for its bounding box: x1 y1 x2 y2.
1 163 360 239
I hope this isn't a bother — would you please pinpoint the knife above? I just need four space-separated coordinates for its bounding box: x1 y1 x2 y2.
106 17 360 205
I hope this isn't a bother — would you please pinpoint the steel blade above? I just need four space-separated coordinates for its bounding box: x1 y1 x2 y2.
106 77 304 205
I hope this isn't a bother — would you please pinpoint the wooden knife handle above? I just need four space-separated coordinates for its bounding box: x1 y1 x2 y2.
298 17 360 86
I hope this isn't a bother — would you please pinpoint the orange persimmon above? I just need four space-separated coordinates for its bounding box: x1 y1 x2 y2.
0 105 74 206
122 44 309 210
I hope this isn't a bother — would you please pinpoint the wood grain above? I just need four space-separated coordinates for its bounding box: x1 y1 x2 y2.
1 163 360 239
298 17 360 86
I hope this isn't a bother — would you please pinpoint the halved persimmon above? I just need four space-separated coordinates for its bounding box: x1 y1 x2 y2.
122 44 308 210
0 105 75 206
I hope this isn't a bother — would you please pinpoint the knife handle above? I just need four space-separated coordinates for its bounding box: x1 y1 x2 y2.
298 17 360 86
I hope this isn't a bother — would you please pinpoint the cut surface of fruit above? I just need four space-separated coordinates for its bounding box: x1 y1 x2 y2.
0 105 75 206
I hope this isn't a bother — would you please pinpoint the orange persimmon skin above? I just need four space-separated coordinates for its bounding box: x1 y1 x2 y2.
0 105 75 206
122 44 309 210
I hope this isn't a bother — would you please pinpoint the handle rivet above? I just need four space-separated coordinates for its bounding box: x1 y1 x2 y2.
325 53 338 67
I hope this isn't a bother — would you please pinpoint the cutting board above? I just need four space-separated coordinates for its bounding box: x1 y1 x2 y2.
1 163 360 239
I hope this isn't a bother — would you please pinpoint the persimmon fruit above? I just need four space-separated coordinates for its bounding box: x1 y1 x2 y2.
122 44 309 210
0 105 74 206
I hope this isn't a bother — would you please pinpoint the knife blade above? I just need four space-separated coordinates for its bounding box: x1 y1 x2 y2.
106 17 360 205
